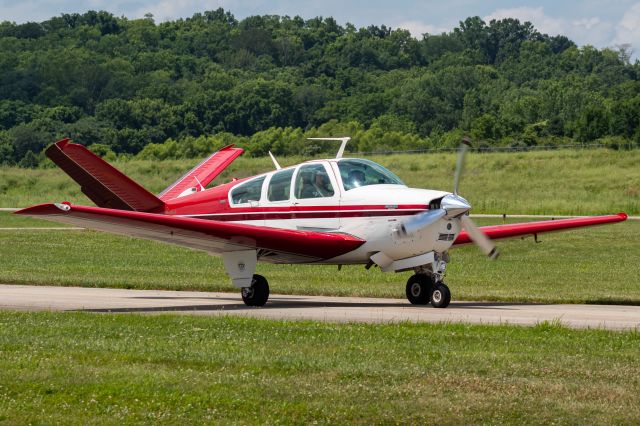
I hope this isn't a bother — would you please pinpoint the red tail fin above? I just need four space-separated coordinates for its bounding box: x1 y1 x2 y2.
158 144 244 201
46 139 164 212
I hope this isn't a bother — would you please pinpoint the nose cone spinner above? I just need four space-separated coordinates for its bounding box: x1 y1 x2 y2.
441 194 471 218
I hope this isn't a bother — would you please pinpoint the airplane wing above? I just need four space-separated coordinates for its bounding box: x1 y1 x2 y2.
453 213 628 246
158 144 244 201
15 203 364 264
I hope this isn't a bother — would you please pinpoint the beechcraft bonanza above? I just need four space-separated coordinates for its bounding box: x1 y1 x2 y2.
17 138 627 308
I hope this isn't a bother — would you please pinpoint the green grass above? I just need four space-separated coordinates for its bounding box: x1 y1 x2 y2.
1 149 639 424
0 210 74 227
0 312 638 424
1 148 639 215
1 213 637 304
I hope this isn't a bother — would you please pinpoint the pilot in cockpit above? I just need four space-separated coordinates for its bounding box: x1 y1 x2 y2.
313 171 332 197
347 169 365 187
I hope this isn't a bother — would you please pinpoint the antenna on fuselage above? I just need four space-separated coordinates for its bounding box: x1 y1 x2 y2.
306 137 351 159
268 151 282 170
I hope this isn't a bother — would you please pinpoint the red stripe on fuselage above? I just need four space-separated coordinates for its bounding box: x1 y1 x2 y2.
184 208 425 222
172 204 428 221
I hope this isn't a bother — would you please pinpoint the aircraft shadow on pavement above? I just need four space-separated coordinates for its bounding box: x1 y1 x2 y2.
131 296 640 309
78 298 529 313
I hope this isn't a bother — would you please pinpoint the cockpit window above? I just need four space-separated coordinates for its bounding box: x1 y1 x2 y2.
295 164 335 199
337 159 404 191
230 176 265 204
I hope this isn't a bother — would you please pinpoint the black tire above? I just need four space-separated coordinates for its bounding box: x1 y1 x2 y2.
241 274 269 307
405 274 432 305
430 283 451 308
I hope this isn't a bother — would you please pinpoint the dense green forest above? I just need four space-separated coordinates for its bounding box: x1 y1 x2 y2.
0 9 638 166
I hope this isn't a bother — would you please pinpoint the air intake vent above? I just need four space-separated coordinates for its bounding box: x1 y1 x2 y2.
429 197 443 210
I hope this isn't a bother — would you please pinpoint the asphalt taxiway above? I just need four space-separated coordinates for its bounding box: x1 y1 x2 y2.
1 284 639 330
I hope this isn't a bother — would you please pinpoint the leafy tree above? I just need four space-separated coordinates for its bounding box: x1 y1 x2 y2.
87 143 116 160
18 150 40 168
0 131 14 164
8 125 50 161
0 8 637 164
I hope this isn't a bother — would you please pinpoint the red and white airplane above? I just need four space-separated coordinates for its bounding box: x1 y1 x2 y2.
16 138 627 308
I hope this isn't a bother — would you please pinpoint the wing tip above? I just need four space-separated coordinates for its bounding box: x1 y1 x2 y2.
55 137 72 147
617 212 628 221
45 138 72 154
14 202 71 216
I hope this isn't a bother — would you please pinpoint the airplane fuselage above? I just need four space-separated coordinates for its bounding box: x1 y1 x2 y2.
164 158 460 264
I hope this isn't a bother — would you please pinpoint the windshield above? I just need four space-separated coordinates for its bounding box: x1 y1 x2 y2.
337 159 405 191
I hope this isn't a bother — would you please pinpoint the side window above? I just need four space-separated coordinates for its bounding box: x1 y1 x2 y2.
295 164 335 199
230 177 265 205
267 169 294 202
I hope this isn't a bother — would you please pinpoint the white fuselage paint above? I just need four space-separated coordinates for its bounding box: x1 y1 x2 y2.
182 159 463 264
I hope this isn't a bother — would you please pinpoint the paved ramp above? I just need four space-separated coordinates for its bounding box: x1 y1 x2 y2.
1 284 639 330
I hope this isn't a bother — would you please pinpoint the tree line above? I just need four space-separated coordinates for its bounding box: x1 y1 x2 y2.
0 9 638 166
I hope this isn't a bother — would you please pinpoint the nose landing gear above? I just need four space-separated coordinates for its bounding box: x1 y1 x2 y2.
429 283 451 308
405 275 451 308
405 253 451 308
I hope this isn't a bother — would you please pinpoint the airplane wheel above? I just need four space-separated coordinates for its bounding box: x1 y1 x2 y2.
430 283 451 308
405 274 432 305
241 274 269 307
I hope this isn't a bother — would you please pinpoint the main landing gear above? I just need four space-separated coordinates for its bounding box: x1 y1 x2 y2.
241 274 270 307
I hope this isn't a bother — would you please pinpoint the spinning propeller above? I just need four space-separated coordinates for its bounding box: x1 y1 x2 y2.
398 137 499 259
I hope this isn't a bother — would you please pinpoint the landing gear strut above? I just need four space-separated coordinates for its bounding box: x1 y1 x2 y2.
241 274 269 307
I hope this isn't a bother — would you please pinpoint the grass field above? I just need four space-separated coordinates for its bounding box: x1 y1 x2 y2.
1 212 637 304
0 211 75 227
0 312 638 424
1 148 639 215
1 148 639 424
